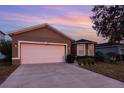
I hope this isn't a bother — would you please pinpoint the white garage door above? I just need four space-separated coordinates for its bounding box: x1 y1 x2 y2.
20 43 66 64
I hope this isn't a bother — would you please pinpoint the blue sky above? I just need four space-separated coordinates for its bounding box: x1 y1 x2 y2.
0 5 105 43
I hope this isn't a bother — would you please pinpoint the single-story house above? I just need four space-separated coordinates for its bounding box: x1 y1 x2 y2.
95 43 124 60
9 23 96 65
71 39 96 57
9 24 72 64
0 31 6 60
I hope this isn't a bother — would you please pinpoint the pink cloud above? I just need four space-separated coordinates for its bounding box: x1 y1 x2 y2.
0 11 92 28
0 11 104 43
57 25 105 43
52 12 92 27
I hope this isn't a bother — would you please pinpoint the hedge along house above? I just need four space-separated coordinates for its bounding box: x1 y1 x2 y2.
71 39 96 57
9 24 72 65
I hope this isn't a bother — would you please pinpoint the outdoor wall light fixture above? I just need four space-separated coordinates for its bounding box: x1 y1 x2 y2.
14 43 18 48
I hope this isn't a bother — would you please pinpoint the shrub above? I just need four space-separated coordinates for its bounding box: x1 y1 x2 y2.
66 54 75 63
87 57 95 65
76 56 94 60
106 52 119 63
94 51 104 62
77 56 88 65
82 58 88 65
77 56 95 66
0 40 12 62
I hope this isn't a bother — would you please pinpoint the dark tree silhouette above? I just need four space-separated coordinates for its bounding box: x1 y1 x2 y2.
0 40 12 61
91 5 124 43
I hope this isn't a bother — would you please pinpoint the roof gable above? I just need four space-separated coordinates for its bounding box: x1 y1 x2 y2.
9 23 72 40
72 39 97 44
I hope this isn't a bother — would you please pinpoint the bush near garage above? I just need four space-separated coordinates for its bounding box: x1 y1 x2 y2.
66 54 75 63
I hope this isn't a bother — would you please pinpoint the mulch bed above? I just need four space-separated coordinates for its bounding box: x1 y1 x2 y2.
0 62 19 85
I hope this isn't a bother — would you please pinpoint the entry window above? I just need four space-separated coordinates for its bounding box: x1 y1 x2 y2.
87 44 94 56
77 44 85 56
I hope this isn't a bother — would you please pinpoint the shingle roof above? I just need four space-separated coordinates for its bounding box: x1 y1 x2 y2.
96 43 124 47
8 23 72 40
76 39 97 43
72 39 97 44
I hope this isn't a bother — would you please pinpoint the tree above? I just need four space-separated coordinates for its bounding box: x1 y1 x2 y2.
0 40 12 61
91 5 124 43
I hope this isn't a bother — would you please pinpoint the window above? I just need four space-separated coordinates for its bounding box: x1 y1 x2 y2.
77 44 85 56
77 44 94 56
87 44 94 56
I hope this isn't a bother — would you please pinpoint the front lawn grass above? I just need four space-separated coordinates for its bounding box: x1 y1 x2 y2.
0 62 19 85
80 62 124 82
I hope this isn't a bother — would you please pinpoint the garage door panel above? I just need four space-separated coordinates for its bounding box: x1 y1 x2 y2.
21 58 65 64
21 44 65 64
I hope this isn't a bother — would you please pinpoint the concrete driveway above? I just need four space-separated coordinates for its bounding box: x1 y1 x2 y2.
1 63 124 88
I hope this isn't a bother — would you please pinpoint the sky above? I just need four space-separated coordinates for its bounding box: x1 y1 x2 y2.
0 5 106 43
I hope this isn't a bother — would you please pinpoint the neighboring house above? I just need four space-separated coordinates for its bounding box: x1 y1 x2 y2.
95 43 124 60
0 30 5 40
0 31 6 60
9 23 72 65
71 39 96 57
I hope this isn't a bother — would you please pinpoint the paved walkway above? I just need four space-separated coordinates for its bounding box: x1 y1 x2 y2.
1 63 124 88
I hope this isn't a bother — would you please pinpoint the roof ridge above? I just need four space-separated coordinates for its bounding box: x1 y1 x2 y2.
76 38 97 43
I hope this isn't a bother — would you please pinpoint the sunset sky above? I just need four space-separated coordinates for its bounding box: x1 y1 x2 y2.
0 5 106 43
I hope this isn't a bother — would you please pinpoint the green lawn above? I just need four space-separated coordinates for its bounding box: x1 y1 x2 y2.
0 62 19 85
81 62 124 82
